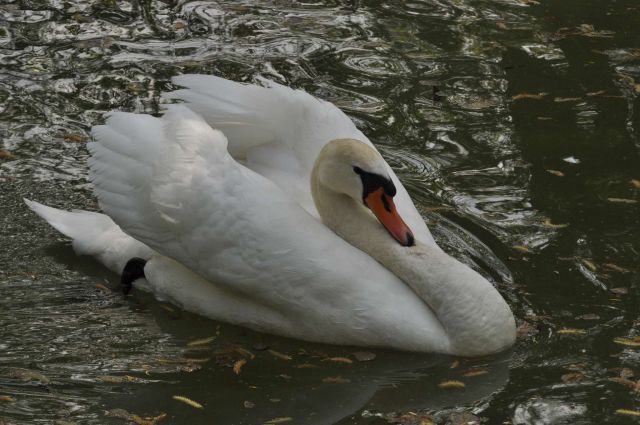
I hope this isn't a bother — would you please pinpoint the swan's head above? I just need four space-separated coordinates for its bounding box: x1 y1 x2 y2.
312 138 415 247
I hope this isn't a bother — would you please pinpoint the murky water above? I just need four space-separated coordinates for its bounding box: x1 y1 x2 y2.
1 0 639 423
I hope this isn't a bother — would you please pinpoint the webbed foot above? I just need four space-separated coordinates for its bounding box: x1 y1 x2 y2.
121 257 147 295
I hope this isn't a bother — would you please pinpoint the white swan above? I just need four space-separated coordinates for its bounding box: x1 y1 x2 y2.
26 75 515 356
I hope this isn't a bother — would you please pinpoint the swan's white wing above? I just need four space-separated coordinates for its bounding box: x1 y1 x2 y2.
89 107 437 326
164 75 434 244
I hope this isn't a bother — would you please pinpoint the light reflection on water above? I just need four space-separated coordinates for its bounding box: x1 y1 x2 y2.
1 0 639 424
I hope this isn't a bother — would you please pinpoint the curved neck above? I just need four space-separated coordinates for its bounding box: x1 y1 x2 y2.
311 169 515 355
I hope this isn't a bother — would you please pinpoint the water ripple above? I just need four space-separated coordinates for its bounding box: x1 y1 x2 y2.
2 0 639 423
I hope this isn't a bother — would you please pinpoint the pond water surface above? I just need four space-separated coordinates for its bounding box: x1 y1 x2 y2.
1 0 640 424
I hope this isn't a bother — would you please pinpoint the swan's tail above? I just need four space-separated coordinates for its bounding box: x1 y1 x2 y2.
24 199 153 274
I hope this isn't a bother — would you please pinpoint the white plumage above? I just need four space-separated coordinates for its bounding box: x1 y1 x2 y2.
26 75 515 355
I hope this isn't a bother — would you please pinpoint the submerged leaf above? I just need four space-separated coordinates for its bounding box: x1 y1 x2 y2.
268 350 292 360
557 328 587 335
125 375 149 383
234 347 256 359
132 415 150 425
554 97 581 103
176 363 202 373
233 359 247 375
438 380 465 389
608 197 637 204
294 363 318 369
173 395 204 409
463 368 489 377
132 413 167 425
323 357 353 364
610 287 628 295
561 372 585 383
603 263 630 273
187 336 216 347
322 376 350 384
614 337 640 347
581 259 597 272
99 375 153 384
609 377 640 391
543 218 569 228
105 409 165 425
512 92 547 100
512 245 531 253
95 283 110 292
546 169 565 177
105 409 134 420
616 409 640 417
264 418 293 424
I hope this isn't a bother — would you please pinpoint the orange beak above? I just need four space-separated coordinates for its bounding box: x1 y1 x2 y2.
364 188 415 247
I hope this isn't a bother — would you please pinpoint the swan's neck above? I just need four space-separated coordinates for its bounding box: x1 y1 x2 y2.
311 181 515 355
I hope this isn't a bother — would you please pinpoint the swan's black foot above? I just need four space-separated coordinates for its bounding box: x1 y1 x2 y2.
121 257 147 295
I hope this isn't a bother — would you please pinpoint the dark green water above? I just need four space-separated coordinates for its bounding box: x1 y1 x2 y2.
1 0 639 424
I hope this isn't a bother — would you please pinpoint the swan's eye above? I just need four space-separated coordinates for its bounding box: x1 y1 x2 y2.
353 167 396 200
